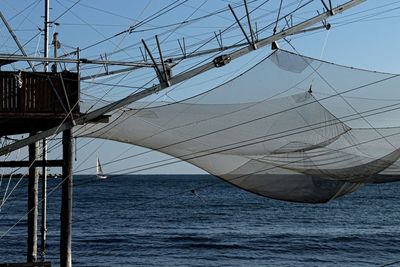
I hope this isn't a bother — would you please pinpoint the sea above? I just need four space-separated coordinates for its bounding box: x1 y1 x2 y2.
0 174 400 267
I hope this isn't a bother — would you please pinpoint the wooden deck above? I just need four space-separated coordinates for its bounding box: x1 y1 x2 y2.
0 71 80 136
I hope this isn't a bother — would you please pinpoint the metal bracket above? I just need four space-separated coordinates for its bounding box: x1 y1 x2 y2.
139 47 147 62
178 37 187 58
321 0 335 15
214 31 223 49
321 17 331 30
213 55 231 68
155 35 171 87
100 53 109 75
244 0 257 49
271 41 279 50
141 38 171 88
284 16 293 29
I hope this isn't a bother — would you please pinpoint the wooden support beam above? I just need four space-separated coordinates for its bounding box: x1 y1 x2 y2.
60 129 73 267
27 137 39 263
40 138 48 261
87 114 110 124
0 160 63 168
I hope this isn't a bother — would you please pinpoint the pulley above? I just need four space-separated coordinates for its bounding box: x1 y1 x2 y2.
213 55 231 68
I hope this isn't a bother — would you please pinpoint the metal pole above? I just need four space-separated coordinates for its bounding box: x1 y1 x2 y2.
27 134 39 263
155 35 170 86
76 47 80 74
52 32 58 72
41 1 50 261
0 54 157 68
44 0 49 72
244 0 256 49
141 39 164 83
40 139 47 261
228 4 253 47
60 129 73 267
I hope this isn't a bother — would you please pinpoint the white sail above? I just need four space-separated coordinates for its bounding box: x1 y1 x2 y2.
96 157 107 179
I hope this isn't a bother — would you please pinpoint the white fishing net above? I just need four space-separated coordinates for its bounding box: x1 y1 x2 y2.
80 50 400 203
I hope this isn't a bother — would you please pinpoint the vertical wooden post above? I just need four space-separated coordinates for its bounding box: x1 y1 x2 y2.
60 129 73 267
27 137 39 262
41 0 50 258
40 138 47 260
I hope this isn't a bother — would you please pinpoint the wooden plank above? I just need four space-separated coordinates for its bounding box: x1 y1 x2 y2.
0 71 79 115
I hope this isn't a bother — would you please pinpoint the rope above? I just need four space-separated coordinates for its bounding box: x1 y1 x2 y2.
0 97 81 212
381 259 400 267
1 0 398 242
285 40 400 156
273 0 284 34
76 91 400 177
75 67 400 172
0 148 21 211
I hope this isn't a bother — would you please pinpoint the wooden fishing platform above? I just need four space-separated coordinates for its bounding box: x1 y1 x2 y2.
0 71 80 136
0 70 79 267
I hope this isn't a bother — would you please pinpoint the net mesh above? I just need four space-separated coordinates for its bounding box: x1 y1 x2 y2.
80 50 400 203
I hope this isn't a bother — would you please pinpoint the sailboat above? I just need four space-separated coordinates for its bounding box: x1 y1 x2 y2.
96 157 107 179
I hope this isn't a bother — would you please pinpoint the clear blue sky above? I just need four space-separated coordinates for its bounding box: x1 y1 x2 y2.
1 0 400 174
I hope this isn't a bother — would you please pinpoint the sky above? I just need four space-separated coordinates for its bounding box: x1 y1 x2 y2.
1 0 400 175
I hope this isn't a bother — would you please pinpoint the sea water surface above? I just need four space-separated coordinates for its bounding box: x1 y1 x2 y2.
1 175 400 266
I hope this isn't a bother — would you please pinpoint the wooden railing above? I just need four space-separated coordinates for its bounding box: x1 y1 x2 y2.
0 71 79 117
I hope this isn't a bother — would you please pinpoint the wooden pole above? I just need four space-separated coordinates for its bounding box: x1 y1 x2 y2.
60 129 73 267
40 139 47 261
27 136 39 262
41 0 50 260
